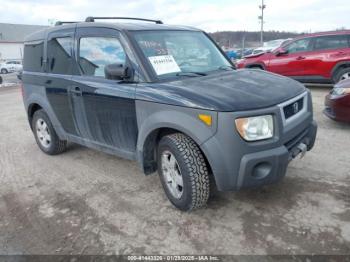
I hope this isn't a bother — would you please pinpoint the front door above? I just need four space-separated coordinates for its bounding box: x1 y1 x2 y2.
70 27 138 155
267 37 314 77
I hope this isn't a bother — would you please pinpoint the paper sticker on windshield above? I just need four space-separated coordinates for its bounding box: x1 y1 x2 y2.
148 55 181 75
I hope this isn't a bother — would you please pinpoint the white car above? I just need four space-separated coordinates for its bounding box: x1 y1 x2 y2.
252 39 292 55
0 61 23 74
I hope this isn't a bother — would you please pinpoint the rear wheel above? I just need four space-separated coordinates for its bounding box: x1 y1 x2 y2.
32 109 67 155
334 67 350 83
1 68 8 74
157 133 210 211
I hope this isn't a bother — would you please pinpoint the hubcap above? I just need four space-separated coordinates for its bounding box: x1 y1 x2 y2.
340 72 350 81
161 151 183 199
36 118 51 148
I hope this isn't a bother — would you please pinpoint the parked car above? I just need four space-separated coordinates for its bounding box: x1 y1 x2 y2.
252 38 292 55
237 30 350 84
225 50 237 60
324 79 350 122
236 48 254 59
0 60 23 74
22 17 317 211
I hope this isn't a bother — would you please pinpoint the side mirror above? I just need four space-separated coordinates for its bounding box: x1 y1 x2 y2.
104 63 132 80
275 48 288 56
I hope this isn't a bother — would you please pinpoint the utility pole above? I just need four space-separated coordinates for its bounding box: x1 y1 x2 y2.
258 0 266 45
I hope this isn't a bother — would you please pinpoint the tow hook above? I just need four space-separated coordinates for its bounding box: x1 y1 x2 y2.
297 143 307 159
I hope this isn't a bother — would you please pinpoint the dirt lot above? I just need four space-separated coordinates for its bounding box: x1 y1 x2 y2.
0 85 349 255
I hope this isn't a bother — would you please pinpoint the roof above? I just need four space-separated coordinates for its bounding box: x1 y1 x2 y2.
25 22 201 42
0 23 47 43
295 30 350 40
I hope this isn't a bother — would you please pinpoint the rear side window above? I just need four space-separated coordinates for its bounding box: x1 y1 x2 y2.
314 35 350 51
47 37 73 74
78 37 126 78
23 41 44 72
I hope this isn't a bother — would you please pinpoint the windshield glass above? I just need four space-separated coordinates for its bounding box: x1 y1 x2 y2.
264 39 284 48
132 30 231 78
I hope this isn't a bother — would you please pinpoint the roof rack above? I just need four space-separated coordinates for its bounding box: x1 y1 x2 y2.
55 21 79 26
85 16 163 24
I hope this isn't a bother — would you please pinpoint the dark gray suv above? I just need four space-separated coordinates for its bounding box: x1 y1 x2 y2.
22 17 317 211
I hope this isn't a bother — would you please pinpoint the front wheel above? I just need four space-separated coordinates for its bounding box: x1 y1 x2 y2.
157 133 210 211
1 68 8 74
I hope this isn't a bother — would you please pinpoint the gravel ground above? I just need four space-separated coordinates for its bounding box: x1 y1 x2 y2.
0 85 349 255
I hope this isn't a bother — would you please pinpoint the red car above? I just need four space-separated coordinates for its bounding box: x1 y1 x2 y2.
324 79 350 122
237 30 350 84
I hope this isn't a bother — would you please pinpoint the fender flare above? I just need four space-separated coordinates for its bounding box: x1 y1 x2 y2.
136 109 217 174
26 93 67 140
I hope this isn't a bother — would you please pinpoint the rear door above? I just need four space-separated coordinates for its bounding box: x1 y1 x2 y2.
45 27 80 135
303 34 350 77
70 27 138 155
267 38 314 76
45 28 77 135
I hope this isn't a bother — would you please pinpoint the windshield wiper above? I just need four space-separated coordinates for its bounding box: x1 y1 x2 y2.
176 72 207 77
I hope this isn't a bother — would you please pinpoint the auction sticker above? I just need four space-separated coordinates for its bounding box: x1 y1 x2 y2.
148 55 181 75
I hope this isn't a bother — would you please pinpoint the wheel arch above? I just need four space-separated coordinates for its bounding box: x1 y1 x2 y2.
331 61 350 80
27 103 43 128
245 63 266 70
137 125 214 177
25 95 67 140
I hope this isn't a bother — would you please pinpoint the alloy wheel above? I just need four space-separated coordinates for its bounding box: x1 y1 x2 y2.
36 118 51 148
340 72 350 81
161 150 184 199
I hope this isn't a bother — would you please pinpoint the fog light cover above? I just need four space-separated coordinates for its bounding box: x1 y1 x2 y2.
235 115 274 141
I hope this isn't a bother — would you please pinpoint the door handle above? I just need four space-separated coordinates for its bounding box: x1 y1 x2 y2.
71 86 82 96
296 56 306 60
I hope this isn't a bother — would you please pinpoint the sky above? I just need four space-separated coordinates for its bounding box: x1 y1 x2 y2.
0 0 348 33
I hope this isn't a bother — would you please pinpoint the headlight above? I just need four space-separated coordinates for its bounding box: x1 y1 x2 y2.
332 87 350 96
235 115 274 141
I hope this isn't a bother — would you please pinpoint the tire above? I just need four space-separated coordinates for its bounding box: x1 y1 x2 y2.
333 67 350 84
1 68 8 74
157 133 210 211
32 109 67 155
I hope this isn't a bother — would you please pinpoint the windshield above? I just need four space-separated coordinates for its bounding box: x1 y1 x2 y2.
264 39 285 48
132 30 232 78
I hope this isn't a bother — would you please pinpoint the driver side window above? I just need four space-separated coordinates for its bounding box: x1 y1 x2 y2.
79 37 126 78
286 38 313 54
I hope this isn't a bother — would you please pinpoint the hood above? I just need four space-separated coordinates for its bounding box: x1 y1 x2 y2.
136 70 306 112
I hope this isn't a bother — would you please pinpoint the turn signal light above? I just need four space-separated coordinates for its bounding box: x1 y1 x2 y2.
198 114 212 126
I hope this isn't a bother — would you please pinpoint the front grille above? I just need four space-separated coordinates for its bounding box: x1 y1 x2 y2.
283 98 304 119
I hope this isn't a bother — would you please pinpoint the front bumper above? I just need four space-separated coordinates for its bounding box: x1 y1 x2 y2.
236 121 316 189
200 91 317 191
324 94 350 122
